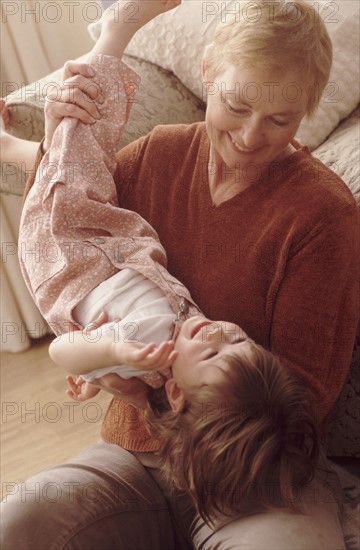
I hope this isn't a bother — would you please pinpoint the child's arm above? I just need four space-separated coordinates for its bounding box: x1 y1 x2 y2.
49 331 178 375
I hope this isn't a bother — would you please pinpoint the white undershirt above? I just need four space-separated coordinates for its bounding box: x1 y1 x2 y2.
73 268 175 381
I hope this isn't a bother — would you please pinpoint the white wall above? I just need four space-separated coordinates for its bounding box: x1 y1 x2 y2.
1 0 99 89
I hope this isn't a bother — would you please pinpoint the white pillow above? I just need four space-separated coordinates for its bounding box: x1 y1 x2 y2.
296 1 360 149
88 0 360 149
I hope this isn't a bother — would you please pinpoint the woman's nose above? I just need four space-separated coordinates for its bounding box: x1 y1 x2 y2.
239 118 264 149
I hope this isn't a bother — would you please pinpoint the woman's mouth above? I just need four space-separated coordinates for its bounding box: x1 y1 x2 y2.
228 134 259 154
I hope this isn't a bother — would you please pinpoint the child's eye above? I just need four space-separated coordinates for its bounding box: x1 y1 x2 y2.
206 351 218 359
232 337 247 344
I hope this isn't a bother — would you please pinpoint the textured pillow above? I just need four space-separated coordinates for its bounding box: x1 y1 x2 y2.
89 0 360 149
313 106 360 206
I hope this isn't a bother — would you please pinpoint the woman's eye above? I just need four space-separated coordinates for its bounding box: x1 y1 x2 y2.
271 118 290 127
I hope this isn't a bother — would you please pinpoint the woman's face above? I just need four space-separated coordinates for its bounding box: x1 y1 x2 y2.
203 63 308 172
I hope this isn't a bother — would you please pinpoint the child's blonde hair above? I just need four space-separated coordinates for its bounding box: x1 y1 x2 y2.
203 0 332 115
146 343 322 524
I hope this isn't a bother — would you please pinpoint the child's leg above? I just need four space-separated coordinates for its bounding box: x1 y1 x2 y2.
0 100 39 171
17 54 139 327
18 1 179 330
77 0 181 158
91 1 180 59
0 99 10 128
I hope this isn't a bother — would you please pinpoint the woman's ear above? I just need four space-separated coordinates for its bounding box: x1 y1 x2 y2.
165 378 186 413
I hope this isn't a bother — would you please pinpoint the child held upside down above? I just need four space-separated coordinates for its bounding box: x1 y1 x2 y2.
17 0 322 523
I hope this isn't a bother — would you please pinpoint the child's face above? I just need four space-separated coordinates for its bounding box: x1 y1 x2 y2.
165 315 253 411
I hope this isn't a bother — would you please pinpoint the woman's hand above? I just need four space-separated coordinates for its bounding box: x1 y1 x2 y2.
43 60 101 152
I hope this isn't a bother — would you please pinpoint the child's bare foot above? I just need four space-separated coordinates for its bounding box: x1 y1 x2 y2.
0 99 11 133
0 99 14 163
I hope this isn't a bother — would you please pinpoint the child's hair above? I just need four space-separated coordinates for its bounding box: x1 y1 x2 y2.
145 343 322 524
203 0 332 116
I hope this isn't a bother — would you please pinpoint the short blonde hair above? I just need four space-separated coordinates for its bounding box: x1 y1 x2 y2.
203 0 332 115
146 344 322 524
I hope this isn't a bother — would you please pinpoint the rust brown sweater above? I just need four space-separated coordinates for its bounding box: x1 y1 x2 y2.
98 122 359 451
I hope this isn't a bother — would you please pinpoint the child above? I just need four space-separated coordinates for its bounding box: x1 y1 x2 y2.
19 0 199 394
17 0 322 523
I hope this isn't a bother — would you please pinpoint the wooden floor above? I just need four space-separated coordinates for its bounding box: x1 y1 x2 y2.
0 336 112 498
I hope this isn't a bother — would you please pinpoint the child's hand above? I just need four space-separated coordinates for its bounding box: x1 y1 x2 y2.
114 340 178 371
66 375 100 401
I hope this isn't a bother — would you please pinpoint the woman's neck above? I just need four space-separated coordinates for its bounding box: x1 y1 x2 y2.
207 148 257 206
207 143 297 206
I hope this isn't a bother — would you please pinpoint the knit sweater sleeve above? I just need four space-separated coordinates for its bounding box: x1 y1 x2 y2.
269 187 359 420
114 135 147 206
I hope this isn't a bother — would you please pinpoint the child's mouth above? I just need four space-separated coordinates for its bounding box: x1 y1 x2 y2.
191 320 212 338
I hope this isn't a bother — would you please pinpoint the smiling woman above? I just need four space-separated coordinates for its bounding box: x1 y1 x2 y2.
201 0 332 201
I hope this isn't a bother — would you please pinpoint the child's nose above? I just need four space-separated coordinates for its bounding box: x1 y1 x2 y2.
205 324 223 342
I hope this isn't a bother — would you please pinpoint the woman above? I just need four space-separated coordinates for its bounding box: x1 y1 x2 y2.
1 0 358 548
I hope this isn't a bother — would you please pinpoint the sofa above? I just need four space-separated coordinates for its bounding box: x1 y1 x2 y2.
1 0 359 546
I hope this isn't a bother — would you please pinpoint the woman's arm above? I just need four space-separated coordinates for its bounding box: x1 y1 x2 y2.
270 202 359 420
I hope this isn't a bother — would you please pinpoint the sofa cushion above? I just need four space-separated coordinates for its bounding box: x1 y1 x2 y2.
90 0 359 150
1 54 205 196
313 106 360 207
326 324 360 458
